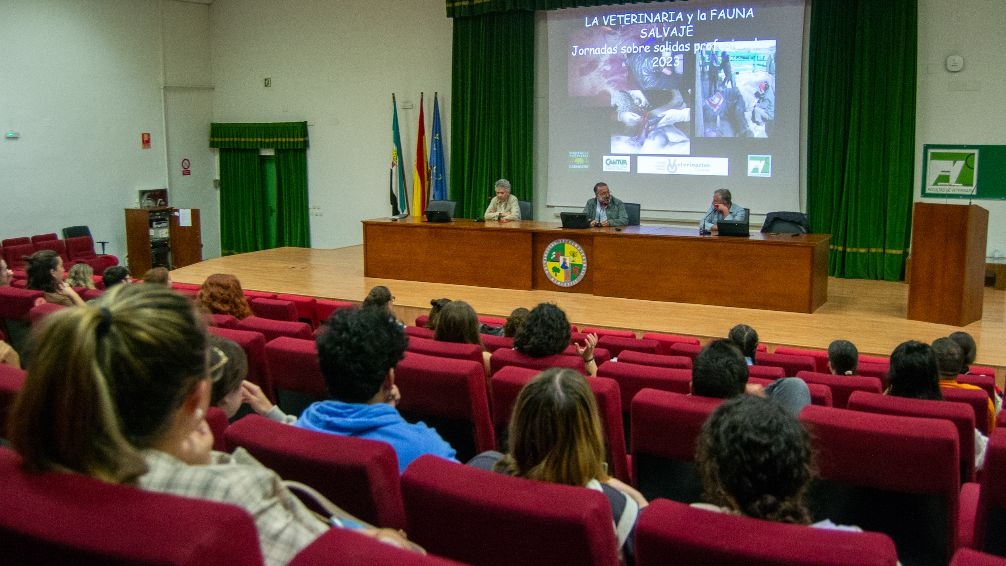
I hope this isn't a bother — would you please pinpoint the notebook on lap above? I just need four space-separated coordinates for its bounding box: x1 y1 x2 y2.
560 212 591 229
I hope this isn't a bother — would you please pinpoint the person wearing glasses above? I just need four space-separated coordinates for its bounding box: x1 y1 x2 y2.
582 182 628 227
6 284 417 565
483 178 521 222
699 188 747 234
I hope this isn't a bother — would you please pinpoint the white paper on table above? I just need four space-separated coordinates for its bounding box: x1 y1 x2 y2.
178 209 192 227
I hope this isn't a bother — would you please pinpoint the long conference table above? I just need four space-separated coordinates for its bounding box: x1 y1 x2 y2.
362 217 830 313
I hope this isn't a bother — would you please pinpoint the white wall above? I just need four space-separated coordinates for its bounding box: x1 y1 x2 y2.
3 0 1004 261
916 0 1006 260
209 0 453 249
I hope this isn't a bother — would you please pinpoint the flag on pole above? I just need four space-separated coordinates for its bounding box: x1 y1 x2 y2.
412 93 428 218
429 92 447 201
390 93 408 216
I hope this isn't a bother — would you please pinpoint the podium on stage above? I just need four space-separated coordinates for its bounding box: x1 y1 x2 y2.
907 203 988 326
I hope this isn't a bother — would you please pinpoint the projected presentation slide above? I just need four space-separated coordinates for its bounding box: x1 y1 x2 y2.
546 0 804 214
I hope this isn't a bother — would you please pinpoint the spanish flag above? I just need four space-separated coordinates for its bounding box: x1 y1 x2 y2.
412 93 428 218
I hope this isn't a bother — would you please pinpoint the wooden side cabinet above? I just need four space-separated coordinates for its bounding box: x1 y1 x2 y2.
125 208 202 277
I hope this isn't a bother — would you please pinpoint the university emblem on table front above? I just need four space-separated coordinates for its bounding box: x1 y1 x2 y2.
543 239 587 287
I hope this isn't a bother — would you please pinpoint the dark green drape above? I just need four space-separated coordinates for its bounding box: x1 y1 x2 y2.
807 0 917 281
219 149 266 255
211 122 310 254
451 11 535 219
275 149 311 247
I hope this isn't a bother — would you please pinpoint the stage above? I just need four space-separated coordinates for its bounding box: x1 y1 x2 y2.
171 246 1006 377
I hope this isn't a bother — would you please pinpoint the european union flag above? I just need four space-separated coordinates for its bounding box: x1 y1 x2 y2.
429 93 448 201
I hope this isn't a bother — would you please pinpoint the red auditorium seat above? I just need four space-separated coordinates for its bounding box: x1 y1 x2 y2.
263 336 327 413
856 360 890 381
801 405 959 566
631 389 722 502
774 345 831 374
395 352 495 463
480 333 514 352
968 365 997 378
0 237 30 248
957 374 997 402
275 293 318 327
0 364 27 436
242 290 276 300
747 364 786 380
32 238 71 264
489 348 586 376
942 386 995 435
314 299 355 325
29 233 58 244
1 243 35 271
958 429 1006 557
597 361 692 413
225 414 406 530
400 455 620 566
847 390 977 482
205 312 239 328
635 498 899 566
489 367 627 482
668 341 702 360
64 236 118 272
404 325 435 339
236 316 313 342
578 326 635 338
616 349 692 369
249 297 299 321
205 406 230 453
641 332 700 354
754 351 816 377
208 326 270 401
0 447 262 565
489 365 540 447
796 370 883 409
406 336 485 366
596 334 661 357
28 302 65 325
951 549 1006 566
290 527 465 566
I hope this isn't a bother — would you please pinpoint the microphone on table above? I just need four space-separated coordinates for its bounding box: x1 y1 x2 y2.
699 208 715 235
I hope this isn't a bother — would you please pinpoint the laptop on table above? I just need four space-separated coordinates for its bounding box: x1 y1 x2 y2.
717 220 750 237
560 212 591 229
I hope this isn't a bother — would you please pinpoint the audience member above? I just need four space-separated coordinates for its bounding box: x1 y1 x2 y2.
197 273 252 320
362 285 394 312
694 395 858 531
205 334 296 424
933 337 996 431
691 339 810 416
468 368 646 561
434 300 491 374
888 339 989 468
66 263 96 289
727 323 758 365
514 303 597 376
827 339 858 376
0 258 12 286
142 267 171 286
948 331 979 375
426 298 451 330
502 307 530 338
102 265 131 288
25 249 85 307
300 307 457 473
6 284 415 564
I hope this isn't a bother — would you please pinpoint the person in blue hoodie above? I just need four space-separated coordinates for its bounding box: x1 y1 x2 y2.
297 307 457 473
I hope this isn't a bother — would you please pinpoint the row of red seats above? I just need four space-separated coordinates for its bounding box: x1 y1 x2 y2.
1 232 118 276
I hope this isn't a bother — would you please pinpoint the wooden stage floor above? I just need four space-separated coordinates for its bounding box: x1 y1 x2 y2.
171 246 1006 374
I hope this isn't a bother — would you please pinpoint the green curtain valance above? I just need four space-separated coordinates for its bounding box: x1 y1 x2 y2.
209 122 309 149
446 0 673 18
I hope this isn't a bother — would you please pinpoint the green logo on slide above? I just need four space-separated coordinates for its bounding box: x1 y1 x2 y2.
748 155 772 177
926 150 978 195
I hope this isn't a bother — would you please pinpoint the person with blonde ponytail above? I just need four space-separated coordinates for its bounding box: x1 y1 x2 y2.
8 284 416 565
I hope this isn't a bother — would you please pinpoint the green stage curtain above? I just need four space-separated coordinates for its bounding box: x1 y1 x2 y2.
446 0 678 18
275 149 311 247
807 0 917 281
219 149 266 255
451 11 535 219
211 122 310 253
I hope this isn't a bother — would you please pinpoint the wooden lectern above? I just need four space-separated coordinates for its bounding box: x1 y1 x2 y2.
907 203 988 326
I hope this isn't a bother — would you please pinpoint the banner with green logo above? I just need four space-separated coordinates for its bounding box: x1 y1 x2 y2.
922 144 1006 200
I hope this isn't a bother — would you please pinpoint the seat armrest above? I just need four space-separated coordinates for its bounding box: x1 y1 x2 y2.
958 481 981 549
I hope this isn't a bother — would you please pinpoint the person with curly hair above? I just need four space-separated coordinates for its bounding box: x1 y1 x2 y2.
694 395 817 524
469 368 646 561
25 249 85 307
513 303 597 376
299 307 456 473
66 263 97 289
196 273 252 320
502 307 529 338
434 300 491 375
